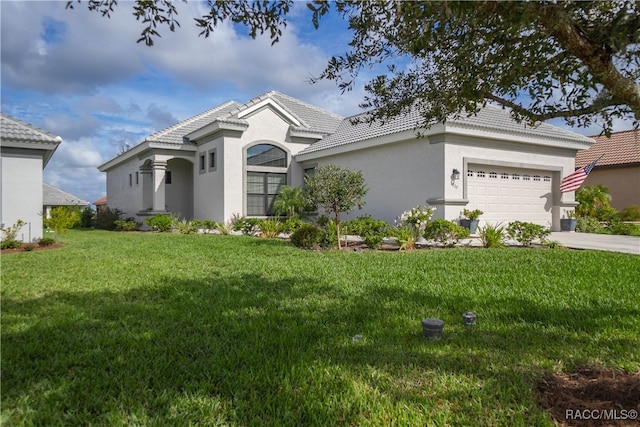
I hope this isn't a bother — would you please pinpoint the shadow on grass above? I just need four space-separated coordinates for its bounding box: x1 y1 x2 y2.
2 271 638 425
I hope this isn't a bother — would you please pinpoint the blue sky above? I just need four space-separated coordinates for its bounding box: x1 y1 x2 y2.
0 1 632 206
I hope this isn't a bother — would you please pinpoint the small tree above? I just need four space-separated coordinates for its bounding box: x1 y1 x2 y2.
44 207 80 240
304 165 368 249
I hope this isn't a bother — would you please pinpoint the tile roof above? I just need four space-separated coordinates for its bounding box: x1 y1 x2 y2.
575 129 640 168
299 104 593 156
93 196 107 205
1 113 61 145
142 91 343 146
146 101 242 145
43 183 89 206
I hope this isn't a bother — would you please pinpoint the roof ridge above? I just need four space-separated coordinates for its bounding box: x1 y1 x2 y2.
270 91 344 120
146 100 239 141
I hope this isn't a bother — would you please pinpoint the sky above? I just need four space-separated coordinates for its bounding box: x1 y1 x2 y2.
0 1 634 206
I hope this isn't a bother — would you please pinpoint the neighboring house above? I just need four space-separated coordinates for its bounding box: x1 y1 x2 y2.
93 196 108 214
43 183 90 217
99 91 593 231
575 129 640 210
1 113 61 242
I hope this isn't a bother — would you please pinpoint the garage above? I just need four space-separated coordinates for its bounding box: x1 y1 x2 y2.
466 164 553 226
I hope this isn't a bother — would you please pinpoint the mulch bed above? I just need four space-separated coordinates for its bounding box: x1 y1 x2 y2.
1 243 64 255
537 366 640 426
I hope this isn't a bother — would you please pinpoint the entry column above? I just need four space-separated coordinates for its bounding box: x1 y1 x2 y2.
152 160 167 212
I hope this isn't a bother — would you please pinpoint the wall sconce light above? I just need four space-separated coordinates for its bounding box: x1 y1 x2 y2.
452 168 461 181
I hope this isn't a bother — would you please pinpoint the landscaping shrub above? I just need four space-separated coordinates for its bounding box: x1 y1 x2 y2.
23 244 36 252
192 219 218 231
362 232 384 249
478 223 507 248
423 218 470 247
173 219 198 234
257 219 281 238
145 214 174 232
95 207 123 230
290 223 322 249
320 220 339 248
576 216 604 233
37 237 55 247
279 217 303 234
506 221 550 246
80 207 95 228
114 219 138 231
1 219 26 249
619 205 640 222
231 214 261 235
44 207 80 238
342 215 388 237
608 221 640 236
217 222 234 235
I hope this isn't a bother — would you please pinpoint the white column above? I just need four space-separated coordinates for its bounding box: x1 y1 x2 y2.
152 160 167 212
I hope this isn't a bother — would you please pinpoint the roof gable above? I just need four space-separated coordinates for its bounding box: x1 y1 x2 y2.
576 129 640 168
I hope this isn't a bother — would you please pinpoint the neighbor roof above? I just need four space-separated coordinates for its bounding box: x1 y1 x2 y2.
298 104 594 156
43 183 89 207
575 129 640 168
1 113 61 165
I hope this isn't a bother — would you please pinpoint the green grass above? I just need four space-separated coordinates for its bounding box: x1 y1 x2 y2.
2 230 639 426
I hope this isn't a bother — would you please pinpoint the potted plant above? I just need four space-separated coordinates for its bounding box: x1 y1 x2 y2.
460 208 483 233
561 210 577 232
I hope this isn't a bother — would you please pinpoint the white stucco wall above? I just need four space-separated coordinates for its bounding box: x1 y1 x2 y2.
193 107 314 222
105 157 144 218
301 133 443 224
1 151 44 242
300 131 581 230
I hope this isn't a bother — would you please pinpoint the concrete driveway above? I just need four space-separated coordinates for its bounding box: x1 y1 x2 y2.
548 232 640 255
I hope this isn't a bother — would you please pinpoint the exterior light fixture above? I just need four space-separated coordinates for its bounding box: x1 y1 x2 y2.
462 311 477 326
452 168 461 180
422 318 444 339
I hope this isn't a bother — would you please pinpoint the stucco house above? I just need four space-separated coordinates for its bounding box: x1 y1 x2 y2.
1 113 61 242
99 91 594 231
575 129 640 210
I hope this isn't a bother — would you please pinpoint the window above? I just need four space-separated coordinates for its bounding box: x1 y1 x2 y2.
129 174 132 186
166 171 172 184
246 172 286 216
247 144 287 167
477 171 485 178
246 144 288 216
543 175 551 182
523 174 531 181
208 149 217 172
135 172 139 185
512 173 520 180
533 175 541 181
489 171 498 179
501 172 509 180
199 153 206 173
467 170 474 177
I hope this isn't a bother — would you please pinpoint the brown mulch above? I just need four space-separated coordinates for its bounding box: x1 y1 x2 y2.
1 242 64 255
537 366 640 426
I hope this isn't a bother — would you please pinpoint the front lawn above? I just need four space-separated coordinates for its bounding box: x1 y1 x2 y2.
2 230 639 426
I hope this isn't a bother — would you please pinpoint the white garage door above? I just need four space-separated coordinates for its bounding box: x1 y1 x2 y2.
466 164 553 226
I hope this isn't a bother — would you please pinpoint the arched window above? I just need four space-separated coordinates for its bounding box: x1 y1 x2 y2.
246 144 288 216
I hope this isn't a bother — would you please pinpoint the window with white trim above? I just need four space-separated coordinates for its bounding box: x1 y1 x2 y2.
246 144 288 216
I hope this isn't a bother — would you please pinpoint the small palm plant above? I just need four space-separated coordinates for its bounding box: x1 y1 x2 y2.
272 186 307 218
478 223 506 248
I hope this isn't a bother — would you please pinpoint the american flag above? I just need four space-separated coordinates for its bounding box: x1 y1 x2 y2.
559 158 600 193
